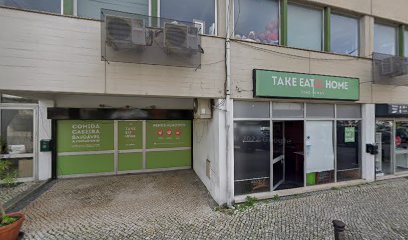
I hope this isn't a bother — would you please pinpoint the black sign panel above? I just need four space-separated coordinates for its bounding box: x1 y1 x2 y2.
376 104 408 117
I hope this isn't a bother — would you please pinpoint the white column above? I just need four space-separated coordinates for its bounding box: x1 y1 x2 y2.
360 15 374 58
362 103 375 181
37 99 54 180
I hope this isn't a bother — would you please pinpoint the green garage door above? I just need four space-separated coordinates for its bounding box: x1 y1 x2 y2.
57 120 191 177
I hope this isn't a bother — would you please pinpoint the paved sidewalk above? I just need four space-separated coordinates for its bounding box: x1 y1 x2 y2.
20 171 408 239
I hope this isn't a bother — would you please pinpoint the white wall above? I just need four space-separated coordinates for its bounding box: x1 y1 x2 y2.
193 101 227 204
37 99 54 180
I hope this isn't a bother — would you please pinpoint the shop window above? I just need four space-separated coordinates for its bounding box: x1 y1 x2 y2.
233 101 270 118
395 122 408 173
288 4 322 51
160 0 216 35
330 14 359 56
0 0 61 14
336 104 361 119
233 0 279 45
272 103 303 118
0 109 34 178
234 121 270 195
77 0 148 20
305 121 335 186
374 23 397 55
337 121 361 181
306 104 334 118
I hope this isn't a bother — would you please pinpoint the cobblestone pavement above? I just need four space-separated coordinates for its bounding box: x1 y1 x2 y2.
21 171 408 240
1 181 40 205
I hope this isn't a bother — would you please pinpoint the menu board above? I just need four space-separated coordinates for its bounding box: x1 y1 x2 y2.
118 121 143 150
57 120 114 152
344 127 355 143
146 120 191 149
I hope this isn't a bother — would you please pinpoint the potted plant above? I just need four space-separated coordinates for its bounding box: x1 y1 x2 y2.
0 158 25 240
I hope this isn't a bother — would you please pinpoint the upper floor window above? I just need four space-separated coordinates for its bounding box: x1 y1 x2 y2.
374 23 397 55
0 0 61 14
233 0 279 45
404 28 408 57
77 0 148 19
288 4 323 51
160 0 216 35
330 14 359 56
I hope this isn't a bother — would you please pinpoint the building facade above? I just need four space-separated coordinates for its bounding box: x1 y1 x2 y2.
0 0 408 205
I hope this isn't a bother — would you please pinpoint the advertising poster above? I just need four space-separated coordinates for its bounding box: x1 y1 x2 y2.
146 120 191 149
345 127 355 143
118 121 143 150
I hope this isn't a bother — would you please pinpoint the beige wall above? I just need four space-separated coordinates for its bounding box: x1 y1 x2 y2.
0 7 225 99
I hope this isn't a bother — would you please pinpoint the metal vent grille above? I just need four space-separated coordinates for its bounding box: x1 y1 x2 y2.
373 52 408 85
101 9 202 68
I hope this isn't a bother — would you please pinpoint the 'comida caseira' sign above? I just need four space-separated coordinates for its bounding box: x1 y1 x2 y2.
253 69 359 101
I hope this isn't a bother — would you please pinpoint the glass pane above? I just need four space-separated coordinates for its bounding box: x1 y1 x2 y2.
161 0 216 35
1 109 34 154
288 4 322 51
336 104 361 118
272 103 303 118
395 122 408 173
306 103 334 118
234 0 279 45
0 0 61 13
1 158 33 178
234 101 270 118
78 0 148 20
305 121 334 186
375 121 393 175
405 30 408 57
374 23 397 55
273 122 283 159
234 121 270 195
1 94 38 104
331 14 359 56
337 121 361 181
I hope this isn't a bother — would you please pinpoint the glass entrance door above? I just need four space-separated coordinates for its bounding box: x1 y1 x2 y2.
375 120 393 175
272 121 284 190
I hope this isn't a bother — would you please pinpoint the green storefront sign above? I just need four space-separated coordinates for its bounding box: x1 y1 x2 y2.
253 69 359 100
146 120 191 149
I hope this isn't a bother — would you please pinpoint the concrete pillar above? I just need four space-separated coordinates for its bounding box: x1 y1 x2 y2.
360 15 374 58
217 0 226 37
362 103 375 181
37 99 54 181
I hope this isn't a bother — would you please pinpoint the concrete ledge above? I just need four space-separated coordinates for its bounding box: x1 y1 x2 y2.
376 172 408 181
234 179 370 203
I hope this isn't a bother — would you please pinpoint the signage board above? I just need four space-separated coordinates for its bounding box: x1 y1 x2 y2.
118 121 143 150
344 127 355 143
57 120 114 152
146 120 191 149
376 104 408 117
253 69 359 100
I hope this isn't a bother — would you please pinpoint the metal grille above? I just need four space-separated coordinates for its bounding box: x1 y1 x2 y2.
101 9 202 68
373 52 408 85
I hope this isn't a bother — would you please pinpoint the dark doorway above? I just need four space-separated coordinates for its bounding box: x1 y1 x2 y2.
273 121 304 190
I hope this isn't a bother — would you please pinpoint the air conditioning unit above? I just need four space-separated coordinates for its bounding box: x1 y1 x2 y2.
106 16 146 49
164 22 188 49
187 26 200 51
194 99 212 119
378 56 407 77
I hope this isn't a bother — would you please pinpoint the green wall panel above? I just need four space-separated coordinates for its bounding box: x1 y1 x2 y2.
57 154 114 176
57 120 114 152
146 120 191 149
146 150 191 169
118 121 143 150
118 152 143 171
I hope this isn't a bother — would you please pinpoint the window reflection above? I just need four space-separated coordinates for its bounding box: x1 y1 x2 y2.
234 0 279 45
337 121 361 181
0 0 61 13
234 121 270 195
374 23 397 55
331 14 359 56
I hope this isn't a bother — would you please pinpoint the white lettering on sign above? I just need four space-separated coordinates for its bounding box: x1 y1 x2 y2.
71 123 101 146
271 75 349 90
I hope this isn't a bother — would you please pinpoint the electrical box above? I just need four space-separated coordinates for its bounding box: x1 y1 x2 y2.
366 143 378 155
193 98 212 119
40 139 52 152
